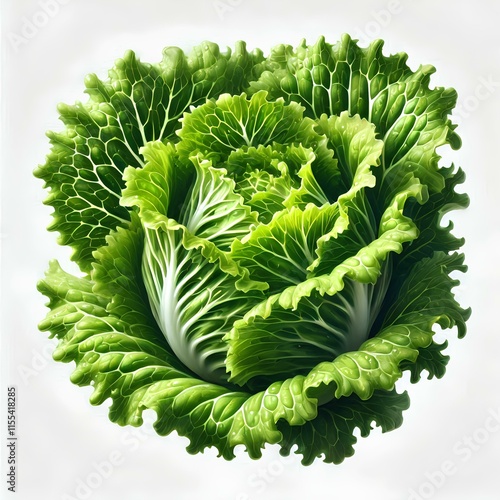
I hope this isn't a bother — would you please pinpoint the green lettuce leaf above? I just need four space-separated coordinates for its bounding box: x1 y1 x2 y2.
278 389 410 465
177 90 309 161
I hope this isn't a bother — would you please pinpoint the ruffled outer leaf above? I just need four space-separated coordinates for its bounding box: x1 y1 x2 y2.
278 389 410 465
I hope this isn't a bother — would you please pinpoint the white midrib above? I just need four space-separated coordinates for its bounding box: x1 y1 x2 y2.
158 245 184 365
343 281 372 352
343 263 392 353
155 235 225 383
159 266 219 381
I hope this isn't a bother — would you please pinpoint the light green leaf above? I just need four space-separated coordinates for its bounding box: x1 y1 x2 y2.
226 143 336 222
236 165 295 223
314 111 384 191
282 146 331 209
230 112 385 293
37 260 108 340
231 203 339 291
119 141 192 224
177 90 310 161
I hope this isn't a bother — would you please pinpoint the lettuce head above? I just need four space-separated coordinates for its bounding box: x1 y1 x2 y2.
35 35 470 464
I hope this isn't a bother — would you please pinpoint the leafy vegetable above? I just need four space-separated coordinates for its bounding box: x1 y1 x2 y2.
36 35 470 464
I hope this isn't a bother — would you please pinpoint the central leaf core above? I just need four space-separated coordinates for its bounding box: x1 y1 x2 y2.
127 94 397 390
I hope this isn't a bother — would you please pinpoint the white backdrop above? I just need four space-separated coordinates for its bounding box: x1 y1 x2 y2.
1 1 499 499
